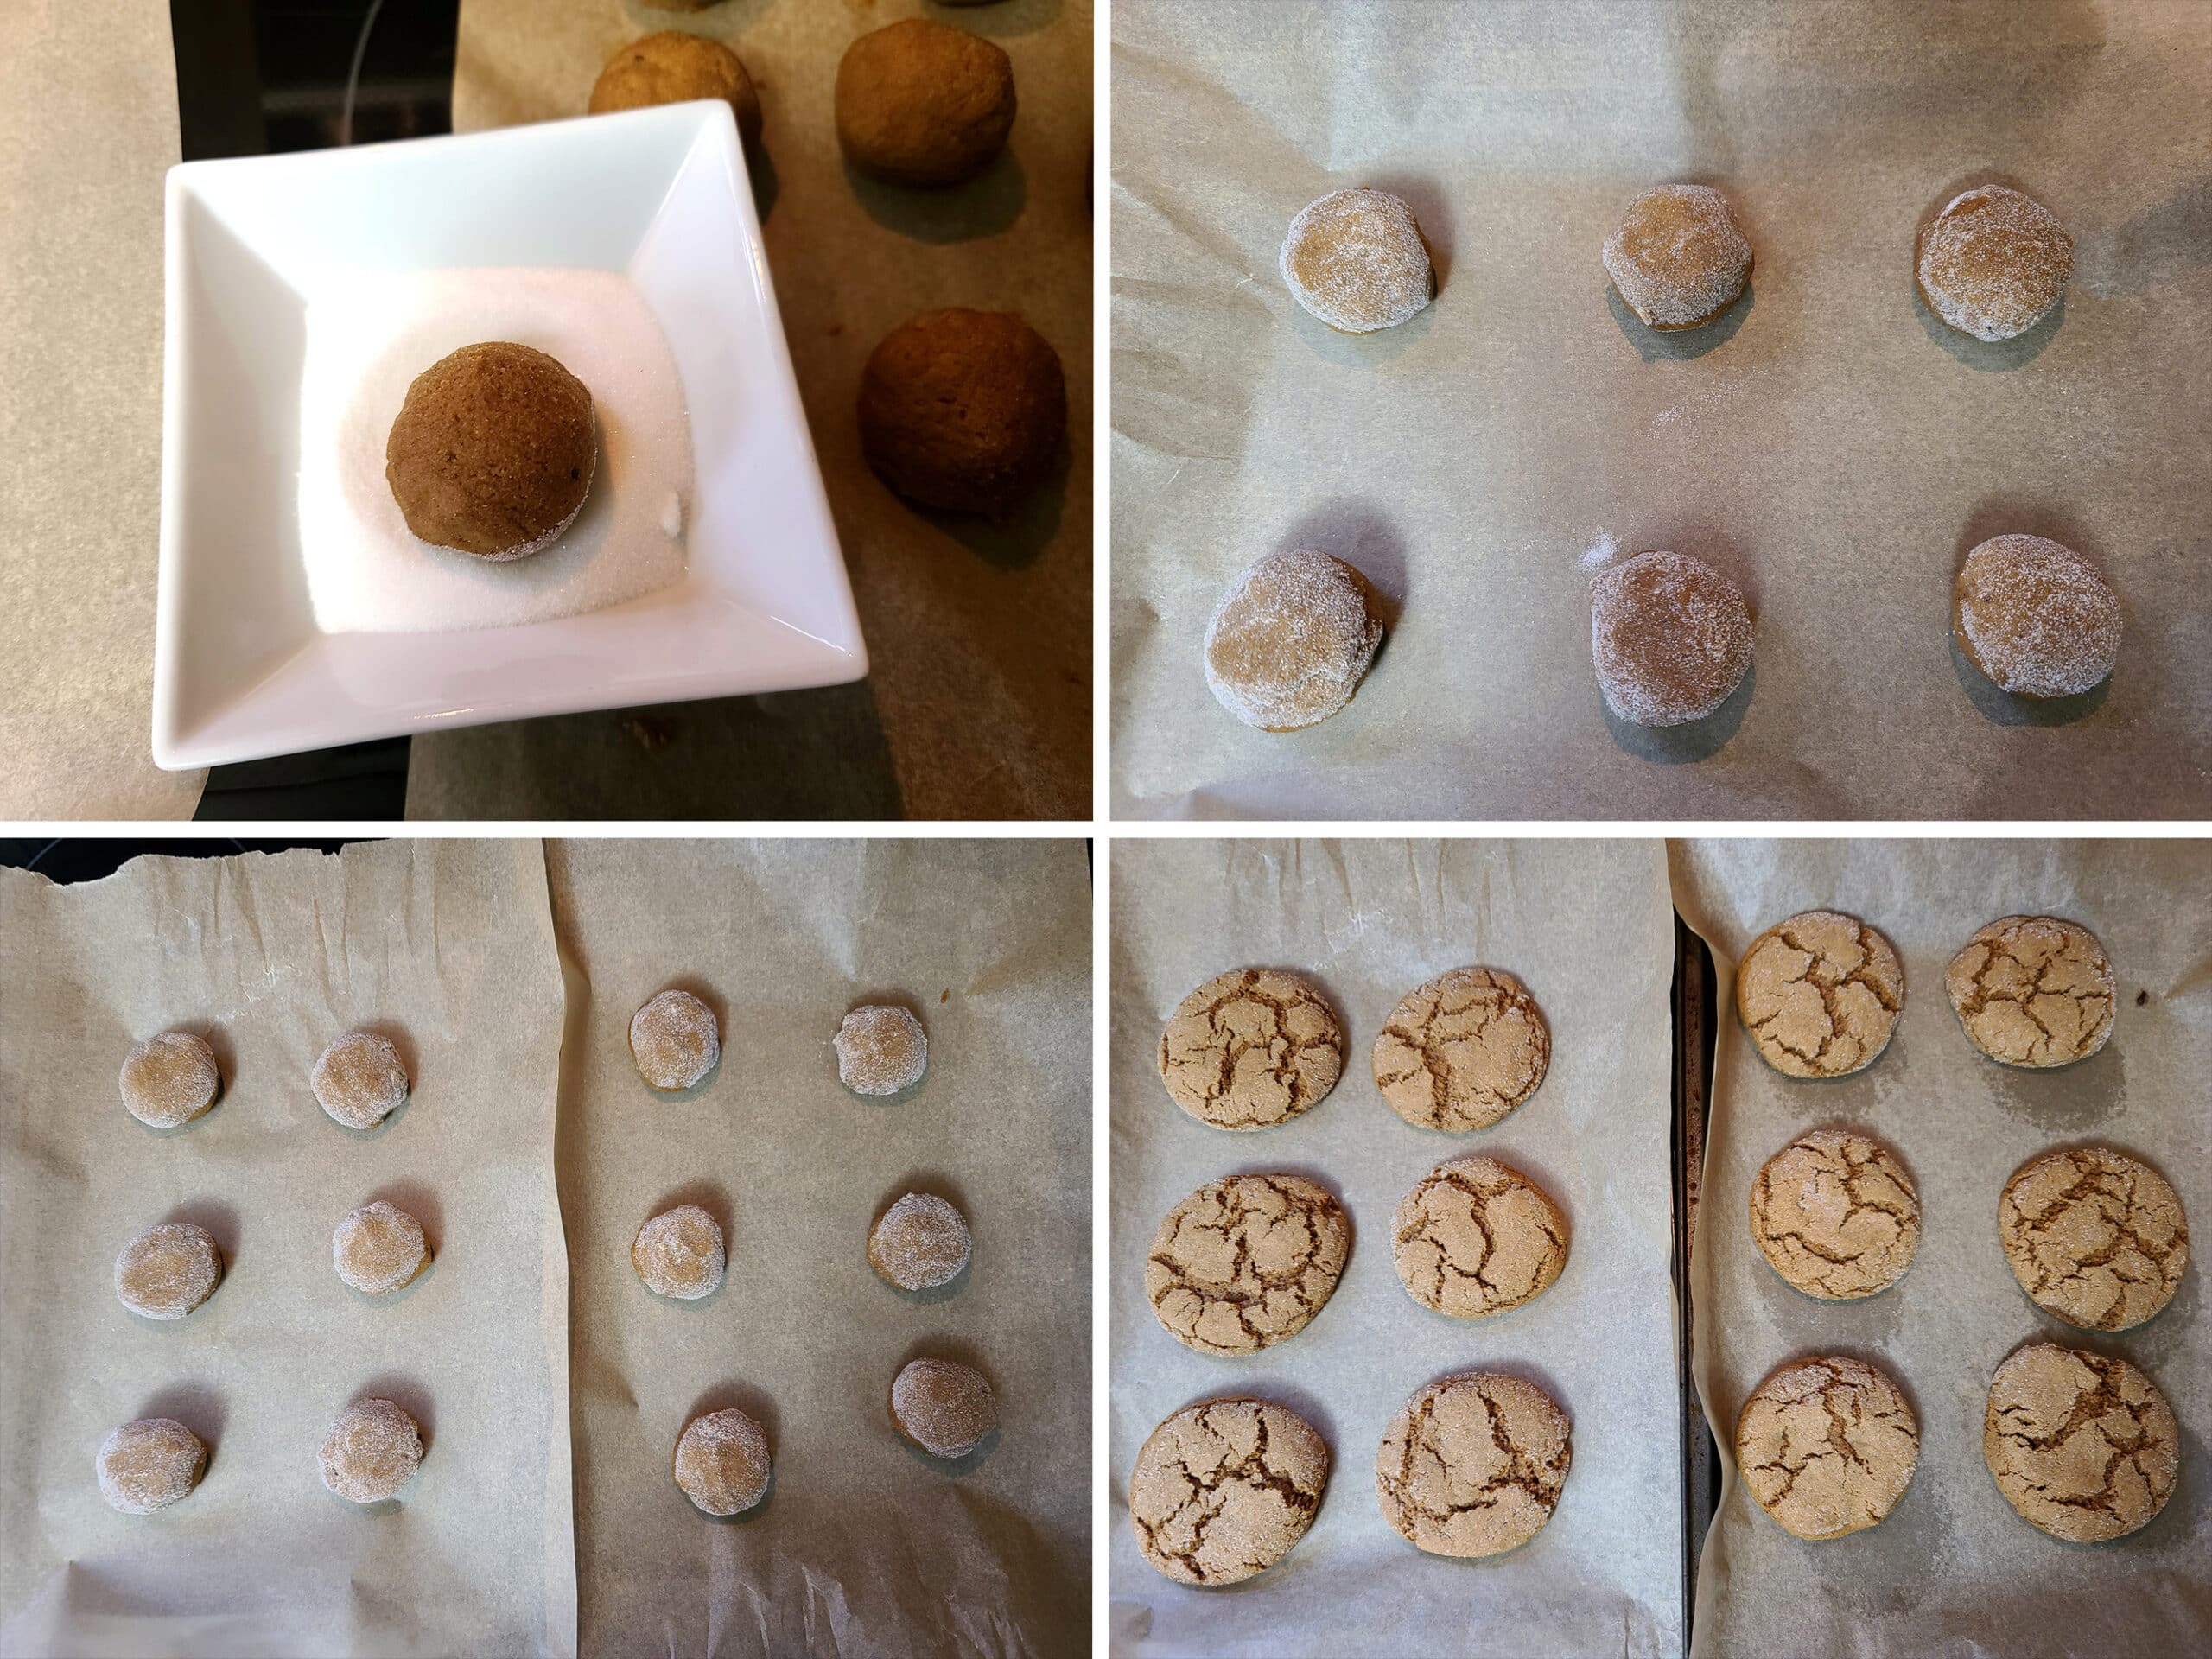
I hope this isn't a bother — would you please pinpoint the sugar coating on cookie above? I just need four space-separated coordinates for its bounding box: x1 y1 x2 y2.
333 1200 430 1295
834 1005 927 1096
1129 1398 1328 1586
1954 534 2120 699
869 1192 971 1291
1984 1343 2177 1542
1204 550 1384 733
1372 967 1550 1133
1602 183 1753 329
118 1032 220 1129
312 1032 409 1129
97 1418 207 1515
673 1408 771 1516
1735 1356 1917 1540
1281 188 1433 334
319 1398 423 1503
630 990 719 1091
1945 915 2114 1068
632 1203 727 1300
1999 1147 2188 1332
1158 967 1344 1130
1749 1130 1919 1300
1376 1372 1571 1558
1917 185 2072 342
1392 1156 1567 1319
1590 550 1753 728
115 1221 222 1319
1147 1173 1349 1355
1735 911 1904 1079
890 1357 997 1459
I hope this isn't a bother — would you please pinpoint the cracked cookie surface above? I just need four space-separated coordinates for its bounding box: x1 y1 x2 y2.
1371 968 1549 1132
1159 969 1344 1130
1999 1147 2188 1331
1984 1343 2177 1541
1735 1355 1917 1540
1749 1129 1919 1300
1129 1398 1329 1585
1736 911 1903 1079
1375 1372 1570 1557
1945 915 2114 1068
1393 1155 1567 1319
1147 1173 1349 1355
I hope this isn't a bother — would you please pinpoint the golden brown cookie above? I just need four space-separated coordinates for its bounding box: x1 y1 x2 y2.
1146 1173 1349 1356
115 1221 222 1320
312 1030 410 1129
834 1004 927 1096
632 1203 726 1300
859 308 1065 515
1376 1373 1570 1558
1984 1343 2177 1541
673 1408 771 1516
869 1192 970 1291
1392 1156 1567 1319
1129 1398 1329 1585
835 18 1014 188
1998 1147 2188 1331
1590 550 1754 727
333 1200 430 1295
1945 915 2114 1068
97 1419 207 1515
1735 911 1904 1079
1953 535 2120 699
1602 183 1753 329
589 32 762 148
1749 1130 1919 1300
630 989 719 1091
118 1032 219 1129
1158 968 1344 1130
1203 550 1385 732
319 1398 424 1503
890 1357 997 1459
1279 188 1434 334
1735 1356 1918 1540
1916 184 2072 343
1372 967 1550 1133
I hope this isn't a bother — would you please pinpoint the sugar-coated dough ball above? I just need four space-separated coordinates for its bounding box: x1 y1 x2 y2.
97 1419 207 1515
333 1200 430 1295
859 308 1065 514
835 1005 927 1096
891 1357 997 1458
118 1031 220 1129
1603 182 1753 329
1953 534 2118 699
115 1221 223 1319
1204 549 1384 731
1590 550 1753 727
312 1031 410 1128
632 1203 726 1300
319 1398 423 1503
1917 185 2072 342
630 989 719 1091
673 1408 771 1515
836 18 1014 188
869 1193 971 1290
1281 188 1433 334
590 32 762 146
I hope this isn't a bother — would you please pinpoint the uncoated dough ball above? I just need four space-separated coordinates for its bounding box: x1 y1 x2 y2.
312 1031 410 1129
836 18 1014 188
1203 550 1384 732
1916 184 2072 342
1280 188 1434 334
869 1192 971 1291
590 32 762 148
1953 534 2119 699
859 308 1065 514
333 1200 430 1295
97 1419 207 1515
673 1408 772 1515
1589 550 1753 727
630 989 720 1091
319 1398 423 1503
1602 183 1753 329
115 1221 223 1319
118 1031 220 1128
632 1202 726 1300
834 1005 928 1096
890 1357 997 1458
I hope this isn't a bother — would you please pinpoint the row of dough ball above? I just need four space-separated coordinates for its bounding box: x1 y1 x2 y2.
112 1202 433 1319
627 989 931 1096
628 1191 971 1300
118 1029 410 1132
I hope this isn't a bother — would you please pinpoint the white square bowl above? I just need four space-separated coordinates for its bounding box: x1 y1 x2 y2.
153 100 864 771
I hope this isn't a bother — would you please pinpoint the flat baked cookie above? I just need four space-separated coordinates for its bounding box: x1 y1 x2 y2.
1985 1343 2177 1541
1372 967 1549 1132
1735 1355 1918 1540
1158 968 1344 1130
1376 1372 1570 1558
1147 1173 1349 1355
1129 1398 1329 1585
1945 915 2114 1068
1749 1129 1919 1300
1392 1155 1567 1319
1735 911 1903 1079
1998 1147 2188 1331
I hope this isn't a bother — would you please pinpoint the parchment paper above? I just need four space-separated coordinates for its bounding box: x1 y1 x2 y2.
1108 838 1683 1656
1110 0 2212 820
1672 838 2212 1657
415 0 1093 820
543 838 1090 1657
0 841 575 1658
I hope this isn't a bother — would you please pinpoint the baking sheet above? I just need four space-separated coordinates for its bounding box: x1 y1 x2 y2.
1108 838 1683 1656
0 841 575 1658
1109 0 2212 820
1672 838 2212 1657
416 0 1093 820
544 838 1090 1657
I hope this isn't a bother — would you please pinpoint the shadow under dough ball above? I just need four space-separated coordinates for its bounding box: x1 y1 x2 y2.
590 32 761 148
1602 182 1752 329
1590 549 1753 727
836 18 1014 188
385 342 596 560
1916 184 2072 342
1203 550 1384 731
859 308 1065 514
1953 534 2119 699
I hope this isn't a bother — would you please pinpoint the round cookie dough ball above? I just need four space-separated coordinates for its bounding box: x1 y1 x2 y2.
333 1200 430 1296
1376 1373 1570 1558
1590 549 1753 728
96 1418 207 1515
589 33 762 148
1953 534 2120 699
632 1202 726 1300
115 1221 223 1320
1735 1356 1917 1540
1280 188 1434 334
1945 915 2114 1069
889 1357 996 1459
385 342 596 561
1999 1147 2188 1332
835 18 1014 188
1130 1397 1328 1585
1602 182 1753 330
869 1192 971 1292
1735 911 1904 1079
834 1004 927 1096
118 1031 220 1129
1157 967 1344 1129
319 1398 423 1503
1917 184 2072 342
1203 550 1385 732
859 308 1065 514
312 1031 410 1130
1984 1343 2177 1542
1372 967 1550 1133
630 989 719 1091
673 1408 772 1516
1147 1173 1349 1356
1393 1156 1567 1319
1749 1129 1919 1300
